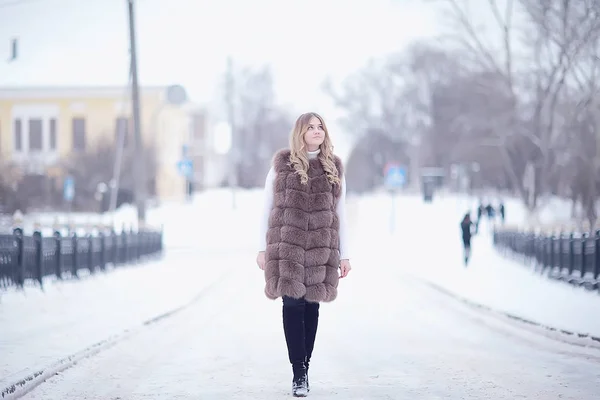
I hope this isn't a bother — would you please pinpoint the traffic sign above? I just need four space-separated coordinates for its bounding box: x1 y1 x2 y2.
384 164 406 189
177 159 193 178
63 176 75 202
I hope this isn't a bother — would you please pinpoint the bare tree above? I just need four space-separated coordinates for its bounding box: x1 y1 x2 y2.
429 0 600 214
324 0 600 217
323 52 421 145
428 0 541 208
0 163 25 213
226 64 292 188
63 138 157 211
324 43 465 189
556 15 600 229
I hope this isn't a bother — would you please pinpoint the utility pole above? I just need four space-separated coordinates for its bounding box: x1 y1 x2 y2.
127 0 146 223
109 106 128 213
226 56 237 209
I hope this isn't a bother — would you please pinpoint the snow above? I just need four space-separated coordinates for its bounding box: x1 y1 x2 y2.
355 192 600 339
13 243 600 399
1 188 600 398
0 189 261 390
5 204 153 237
502 195 575 228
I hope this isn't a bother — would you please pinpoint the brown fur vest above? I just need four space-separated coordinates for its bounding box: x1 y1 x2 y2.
264 149 344 303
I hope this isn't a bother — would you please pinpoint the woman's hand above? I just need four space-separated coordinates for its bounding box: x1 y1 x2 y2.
340 259 351 278
256 251 266 270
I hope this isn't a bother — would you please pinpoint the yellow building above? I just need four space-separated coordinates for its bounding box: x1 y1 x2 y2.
0 85 198 206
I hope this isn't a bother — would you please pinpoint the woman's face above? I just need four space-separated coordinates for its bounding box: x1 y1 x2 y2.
303 116 325 151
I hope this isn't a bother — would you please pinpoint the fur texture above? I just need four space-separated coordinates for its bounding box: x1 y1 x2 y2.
264 149 344 303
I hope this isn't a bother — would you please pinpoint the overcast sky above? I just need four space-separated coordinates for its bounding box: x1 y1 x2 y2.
0 0 447 156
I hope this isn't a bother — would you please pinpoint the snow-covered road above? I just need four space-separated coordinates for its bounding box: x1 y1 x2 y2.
19 249 600 400
4 190 600 399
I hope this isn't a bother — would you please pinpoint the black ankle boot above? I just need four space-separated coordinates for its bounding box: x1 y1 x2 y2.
292 363 308 397
305 360 310 392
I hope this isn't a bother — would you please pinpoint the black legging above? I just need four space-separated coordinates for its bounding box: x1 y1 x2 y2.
282 296 320 367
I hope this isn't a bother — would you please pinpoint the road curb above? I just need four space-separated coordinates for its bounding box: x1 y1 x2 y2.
415 277 600 352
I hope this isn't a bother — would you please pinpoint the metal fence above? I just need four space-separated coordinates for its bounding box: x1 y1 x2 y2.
493 230 600 291
0 227 163 290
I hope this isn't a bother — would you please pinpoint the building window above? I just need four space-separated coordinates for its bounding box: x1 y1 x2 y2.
115 117 129 147
50 119 57 150
29 119 43 151
14 119 22 151
72 118 86 151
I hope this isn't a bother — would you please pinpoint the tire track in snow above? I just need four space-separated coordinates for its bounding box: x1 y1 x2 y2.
1 266 234 400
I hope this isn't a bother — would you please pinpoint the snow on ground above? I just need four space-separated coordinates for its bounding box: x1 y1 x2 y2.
352 191 600 339
502 195 575 228
0 250 247 389
148 188 264 252
1 188 600 394
8 205 143 236
17 247 600 400
0 188 262 389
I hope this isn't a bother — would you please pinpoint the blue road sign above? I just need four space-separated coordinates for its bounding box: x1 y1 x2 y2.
385 165 406 189
63 176 75 201
177 159 193 178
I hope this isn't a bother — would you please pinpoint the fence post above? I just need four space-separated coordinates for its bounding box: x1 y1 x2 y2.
87 234 94 274
541 236 549 274
540 234 545 270
594 230 600 288
33 230 43 288
580 233 588 280
568 233 575 276
558 232 563 273
54 231 62 279
548 234 556 276
72 232 79 278
130 227 139 262
523 232 530 265
111 229 117 266
120 228 126 263
13 227 24 288
159 226 164 253
99 231 106 271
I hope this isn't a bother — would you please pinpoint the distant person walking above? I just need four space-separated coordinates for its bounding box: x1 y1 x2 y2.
476 202 483 233
485 203 495 220
460 213 474 265
499 202 505 224
256 112 352 397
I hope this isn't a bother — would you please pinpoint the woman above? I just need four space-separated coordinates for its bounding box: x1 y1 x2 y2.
256 112 352 397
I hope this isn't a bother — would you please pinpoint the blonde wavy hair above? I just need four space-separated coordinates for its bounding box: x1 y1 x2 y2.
288 112 341 186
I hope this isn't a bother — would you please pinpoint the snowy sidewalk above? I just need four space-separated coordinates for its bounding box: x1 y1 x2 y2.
0 248 244 390
356 193 600 341
0 190 264 391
